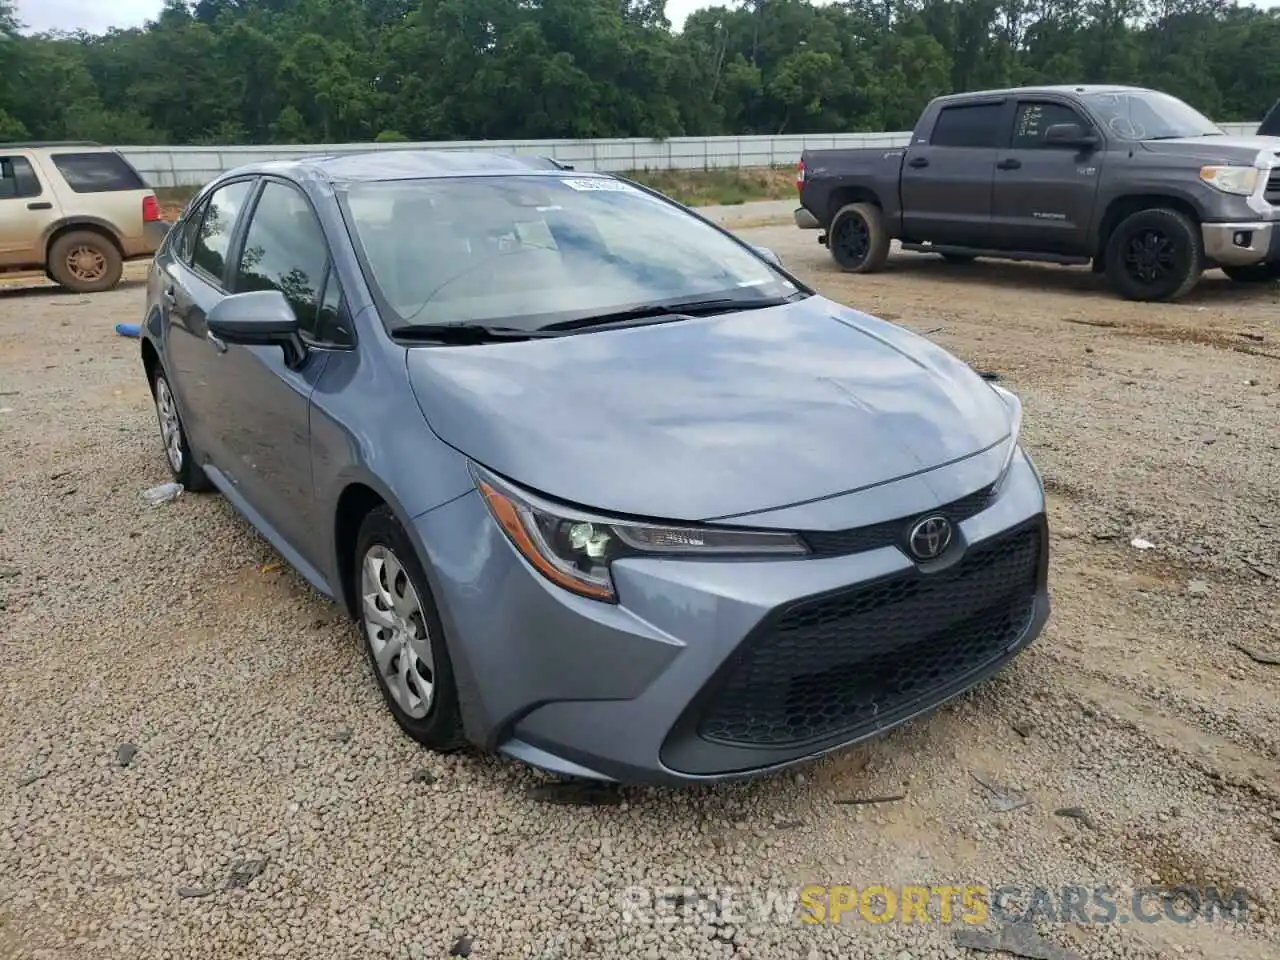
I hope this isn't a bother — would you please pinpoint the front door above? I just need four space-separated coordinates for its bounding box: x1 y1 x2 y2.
199 178 342 570
900 98 1010 246
990 99 1104 254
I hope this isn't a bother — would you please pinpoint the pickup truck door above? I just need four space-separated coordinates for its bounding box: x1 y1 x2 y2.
990 99 1103 254
900 98 1009 244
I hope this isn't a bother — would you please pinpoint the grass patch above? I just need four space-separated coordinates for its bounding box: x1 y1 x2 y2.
622 166 797 206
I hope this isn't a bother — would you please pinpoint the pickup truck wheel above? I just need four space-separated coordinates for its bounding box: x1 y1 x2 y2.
1104 208 1202 302
1221 263 1280 283
829 202 890 273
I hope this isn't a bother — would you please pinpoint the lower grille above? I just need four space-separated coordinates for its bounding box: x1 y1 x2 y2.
698 523 1042 747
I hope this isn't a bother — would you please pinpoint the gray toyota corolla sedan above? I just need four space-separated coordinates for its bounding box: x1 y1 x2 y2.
139 151 1050 785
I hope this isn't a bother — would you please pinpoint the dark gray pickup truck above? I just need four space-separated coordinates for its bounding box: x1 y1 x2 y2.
795 85 1280 301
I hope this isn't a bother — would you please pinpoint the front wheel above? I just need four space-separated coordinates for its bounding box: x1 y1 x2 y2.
1221 263 1280 283
828 202 891 273
1104 208 1202 302
356 506 466 753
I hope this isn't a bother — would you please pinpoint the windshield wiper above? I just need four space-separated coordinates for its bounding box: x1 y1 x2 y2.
540 295 799 333
393 323 561 344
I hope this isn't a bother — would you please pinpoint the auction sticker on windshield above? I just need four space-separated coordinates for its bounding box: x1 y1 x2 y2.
560 178 639 192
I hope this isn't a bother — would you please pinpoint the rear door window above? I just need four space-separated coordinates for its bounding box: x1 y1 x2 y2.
930 103 1006 148
190 180 255 285
0 156 42 200
50 152 147 193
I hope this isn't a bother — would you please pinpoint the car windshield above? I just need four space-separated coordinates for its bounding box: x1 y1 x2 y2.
339 175 799 331
1080 90 1222 142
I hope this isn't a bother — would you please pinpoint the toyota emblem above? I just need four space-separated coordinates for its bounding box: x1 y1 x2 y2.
908 515 953 561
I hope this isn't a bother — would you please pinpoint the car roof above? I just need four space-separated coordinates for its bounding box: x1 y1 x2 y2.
220 150 585 187
933 84 1155 103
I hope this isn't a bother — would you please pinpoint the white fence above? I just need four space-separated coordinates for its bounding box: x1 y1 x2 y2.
120 123 1262 189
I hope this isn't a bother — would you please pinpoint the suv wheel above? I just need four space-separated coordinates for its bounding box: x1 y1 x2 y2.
1104 208 1202 302
151 369 214 492
48 230 124 293
355 506 466 753
1221 263 1280 283
829 202 891 273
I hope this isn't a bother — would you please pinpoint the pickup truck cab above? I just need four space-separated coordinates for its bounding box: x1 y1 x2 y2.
796 85 1280 301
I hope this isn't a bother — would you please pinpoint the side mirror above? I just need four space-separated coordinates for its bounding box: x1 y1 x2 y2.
1044 122 1099 149
206 290 308 368
752 245 783 267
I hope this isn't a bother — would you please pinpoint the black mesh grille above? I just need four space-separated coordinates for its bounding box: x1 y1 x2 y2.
698 523 1041 747
802 485 993 557
1266 171 1280 204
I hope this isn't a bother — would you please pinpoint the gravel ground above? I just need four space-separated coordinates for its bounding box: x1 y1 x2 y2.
2 222 1278 960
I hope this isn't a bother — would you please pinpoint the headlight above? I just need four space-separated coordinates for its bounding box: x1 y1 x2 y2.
472 465 808 602
1199 165 1260 196
988 383 1023 493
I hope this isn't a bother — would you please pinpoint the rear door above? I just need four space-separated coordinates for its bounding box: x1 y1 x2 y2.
900 98 1011 245
0 152 59 266
162 178 258 468
45 151 157 253
990 98 1103 254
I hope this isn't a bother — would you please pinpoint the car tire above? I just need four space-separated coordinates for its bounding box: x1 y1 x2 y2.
1104 208 1202 302
47 230 124 293
941 253 976 264
1221 263 1280 283
355 506 467 754
150 367 214 492
829 202 890 273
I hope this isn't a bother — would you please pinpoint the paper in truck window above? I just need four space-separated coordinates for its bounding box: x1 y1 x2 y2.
560 177 637 193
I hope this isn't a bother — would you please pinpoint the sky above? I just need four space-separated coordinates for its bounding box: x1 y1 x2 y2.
14 0 723 34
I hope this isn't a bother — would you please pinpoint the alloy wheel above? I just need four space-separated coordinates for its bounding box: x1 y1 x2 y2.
833 215 871 266
1123 228 1176 287
362 544 435 719
154 376 183 473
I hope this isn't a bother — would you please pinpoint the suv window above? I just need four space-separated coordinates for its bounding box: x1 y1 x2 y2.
191 180 255 283
0 156 42 200
1012 102 1090 148
930 103 1005 148
235 180 349 344
49 152 147 194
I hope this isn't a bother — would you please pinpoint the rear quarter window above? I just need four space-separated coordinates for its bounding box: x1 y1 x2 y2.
50 152 147 194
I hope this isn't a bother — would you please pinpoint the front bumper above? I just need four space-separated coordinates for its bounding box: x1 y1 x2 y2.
1201 220 1280 267
415 449 1050 786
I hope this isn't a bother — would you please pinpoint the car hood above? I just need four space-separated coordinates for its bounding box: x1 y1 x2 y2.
404 296 1014 522
1140 135 1280 164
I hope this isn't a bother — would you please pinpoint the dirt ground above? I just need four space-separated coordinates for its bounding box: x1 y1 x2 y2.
0 230 1277 960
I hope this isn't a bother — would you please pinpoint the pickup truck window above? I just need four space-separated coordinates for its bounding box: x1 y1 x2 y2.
1012 102 1089 148
930 103 1005 149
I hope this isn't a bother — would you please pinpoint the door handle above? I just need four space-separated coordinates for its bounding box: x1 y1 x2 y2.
27 201 53 210
996 158 1022 170
161 285 176 304
908 156 930 169
206 329 227 353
